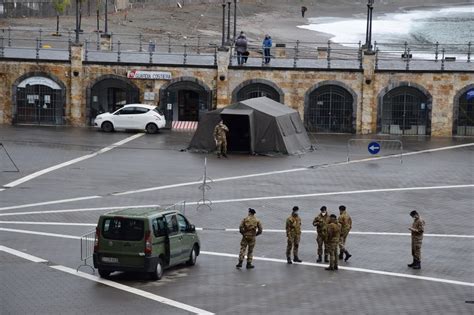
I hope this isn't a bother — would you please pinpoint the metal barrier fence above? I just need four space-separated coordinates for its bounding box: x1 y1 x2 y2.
347 139 403 163
0 143 20 172
77 229 96 273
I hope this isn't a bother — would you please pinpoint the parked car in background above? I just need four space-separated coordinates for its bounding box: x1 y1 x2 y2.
93 208 200 280
94 104 166 134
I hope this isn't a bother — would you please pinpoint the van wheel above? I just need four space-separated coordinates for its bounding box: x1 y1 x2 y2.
150 258 164 280
101 121 114 132
146 123 158 134
98 269 111 278
186 245 198 266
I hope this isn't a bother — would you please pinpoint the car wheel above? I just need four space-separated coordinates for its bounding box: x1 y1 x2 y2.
98 269 111 278
150 257 164 280
186 245 198 266
146 123 158 134
101 121 114 132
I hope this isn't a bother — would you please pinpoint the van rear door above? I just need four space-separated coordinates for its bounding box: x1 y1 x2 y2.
99 217 146 267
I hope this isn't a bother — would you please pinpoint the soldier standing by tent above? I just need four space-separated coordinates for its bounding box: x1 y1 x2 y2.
213 120 229 158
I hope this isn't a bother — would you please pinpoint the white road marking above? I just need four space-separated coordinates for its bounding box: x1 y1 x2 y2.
2 133 144 189
1 227 474 288
1 223 472 239
0 245 48 262
0 245 214 315
0 189 5 192
200 251 474 287
0 204 160 216
0 196 102 212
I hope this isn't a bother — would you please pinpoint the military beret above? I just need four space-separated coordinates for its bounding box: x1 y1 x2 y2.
292 206 299 211
410 210 418 217
320 206 327 211
330 214 337 219
339 205 346 211
248 208 256 214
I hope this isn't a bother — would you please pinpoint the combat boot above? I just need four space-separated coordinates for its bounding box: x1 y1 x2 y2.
407 259 415 267
287 257 292 264
316 255 322 263
246 262 255 269
235 260 243 268
222 153 228 158
339 252 344 260
293 256 302 263
334 264 338 270
324 254 329 263
325 266 334 271
412 259 421 270
344 251 352 262
217 153 221 158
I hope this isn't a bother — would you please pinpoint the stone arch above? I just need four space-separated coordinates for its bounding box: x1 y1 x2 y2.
86 74 140 124
377 81 432 135
231 79 284 103
12 71 67 125
453 83 474 136
304 80 358 133
159 76 213 123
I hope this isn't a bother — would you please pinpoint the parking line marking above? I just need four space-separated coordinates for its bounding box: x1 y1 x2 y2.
0 196 102 212
1 228 474 288
200 251 474 287
2 133 144 189
0 245 214 315
0 204 159 216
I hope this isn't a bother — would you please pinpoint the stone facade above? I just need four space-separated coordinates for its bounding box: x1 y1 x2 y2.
0 46 473 136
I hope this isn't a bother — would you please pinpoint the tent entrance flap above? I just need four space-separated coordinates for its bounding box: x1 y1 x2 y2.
221 114 251 153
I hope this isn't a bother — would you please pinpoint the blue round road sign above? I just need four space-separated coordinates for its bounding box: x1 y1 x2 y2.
368 141 381 155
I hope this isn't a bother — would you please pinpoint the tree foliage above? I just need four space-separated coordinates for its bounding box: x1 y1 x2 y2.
52 0 71 14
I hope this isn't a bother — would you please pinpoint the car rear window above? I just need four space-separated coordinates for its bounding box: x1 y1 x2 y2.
153 108 164 115
102 218 145 241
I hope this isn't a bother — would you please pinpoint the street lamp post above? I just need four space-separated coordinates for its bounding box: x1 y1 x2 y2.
227 1 231 43
75 0 80 43
221 0 226 47
365 0 374 52
105 0 109 34
233 0 237 41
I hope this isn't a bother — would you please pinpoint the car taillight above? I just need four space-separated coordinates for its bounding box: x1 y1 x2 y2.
144 231 152 255
94 227 100 252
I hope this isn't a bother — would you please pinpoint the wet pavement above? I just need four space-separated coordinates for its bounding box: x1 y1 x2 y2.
0 125 473 314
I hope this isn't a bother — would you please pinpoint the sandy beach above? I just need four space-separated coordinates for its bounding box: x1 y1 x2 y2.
1 0 470 45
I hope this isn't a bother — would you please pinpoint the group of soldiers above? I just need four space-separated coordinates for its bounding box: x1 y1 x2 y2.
237 206 425 271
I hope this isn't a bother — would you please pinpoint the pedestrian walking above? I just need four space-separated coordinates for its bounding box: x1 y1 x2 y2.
213 120 229 158
236 208 263 269
301 6 307 18
408 210 425 269
338 205 352 262
262 34 272 64
325 214 341 271
286 206 302 264
235 31 248 66
313 206 330 263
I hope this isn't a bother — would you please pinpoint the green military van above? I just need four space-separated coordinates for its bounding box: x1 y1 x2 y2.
93 208 200 280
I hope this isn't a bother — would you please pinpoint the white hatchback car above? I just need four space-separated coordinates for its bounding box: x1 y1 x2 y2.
94 104 166 134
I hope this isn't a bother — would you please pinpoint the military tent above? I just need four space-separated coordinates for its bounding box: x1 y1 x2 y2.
188 97 311 155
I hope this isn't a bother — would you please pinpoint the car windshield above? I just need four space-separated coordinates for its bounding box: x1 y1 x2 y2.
102 218 144 241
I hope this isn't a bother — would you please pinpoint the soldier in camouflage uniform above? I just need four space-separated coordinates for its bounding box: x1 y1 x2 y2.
236 208 263 269
326 214 341 271
286 206 302 264
408 210 425 270
213 120 229 158
338 205 352 262
313 206 330 263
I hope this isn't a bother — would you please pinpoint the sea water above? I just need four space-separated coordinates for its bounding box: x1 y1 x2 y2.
298 5 474 55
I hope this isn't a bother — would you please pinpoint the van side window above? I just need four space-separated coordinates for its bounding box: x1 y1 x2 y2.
152 217 167 237
165 214 179 235
177 214 188 232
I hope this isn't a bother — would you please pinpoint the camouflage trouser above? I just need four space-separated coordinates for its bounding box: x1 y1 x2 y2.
239 236 256 262
216 138 227 155
339 231 349 253
327 242 339 268
316 234 327 256
412 238 423 261
286 234 300 258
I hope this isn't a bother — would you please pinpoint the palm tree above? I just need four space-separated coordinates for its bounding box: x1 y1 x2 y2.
52 0 71 36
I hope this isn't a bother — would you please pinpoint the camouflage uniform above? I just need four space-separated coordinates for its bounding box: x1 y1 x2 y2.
238 214 262 263
338 210 352 258
286 214 302 259
326 220 341 270
411 216 425 262
313 212 330 259
213 122 229 157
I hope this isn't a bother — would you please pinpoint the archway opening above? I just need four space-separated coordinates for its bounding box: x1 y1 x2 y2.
455 88 474 136
380 86 430 135
236 83 280 102
306 84 354 133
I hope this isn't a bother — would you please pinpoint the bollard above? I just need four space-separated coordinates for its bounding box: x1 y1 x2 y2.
327 40 331 69
441 48 445 70
117 40 121 62
110 33 114 51
149 49 153 64
96 32 100 51
36 38 40 59
183 43 187 65
197 35 201 54
168 34 171 53
358 41 363 69
39 28 43 48
468 42 471 63
68 37 72 60
214 47 217 66
139 33 143 52
0 36 4 58
8 26 11 47
435 42 439 62
375 48 379 70
405 48 410 70
293 40 299 68
85 39 88 61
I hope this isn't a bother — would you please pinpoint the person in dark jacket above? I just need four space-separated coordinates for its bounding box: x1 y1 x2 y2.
235 31 248 66
263 34 272 64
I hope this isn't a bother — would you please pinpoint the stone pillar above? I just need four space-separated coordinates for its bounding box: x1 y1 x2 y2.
70 43 84 126
360 51 376 134
431 76 453 137
216 47 231 108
